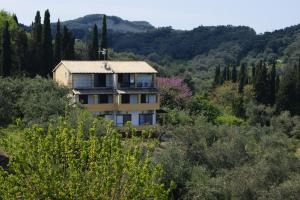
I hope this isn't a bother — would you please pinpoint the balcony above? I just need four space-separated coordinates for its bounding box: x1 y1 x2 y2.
83 103 116 112
118 103 160 111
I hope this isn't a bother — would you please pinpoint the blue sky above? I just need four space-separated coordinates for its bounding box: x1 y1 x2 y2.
1 0 300 33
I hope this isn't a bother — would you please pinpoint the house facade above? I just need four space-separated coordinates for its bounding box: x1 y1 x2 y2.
53 61 160 126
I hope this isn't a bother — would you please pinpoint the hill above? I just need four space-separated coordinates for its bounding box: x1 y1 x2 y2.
51 14 155 39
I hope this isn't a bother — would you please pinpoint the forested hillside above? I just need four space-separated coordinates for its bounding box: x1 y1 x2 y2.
1 9 300 200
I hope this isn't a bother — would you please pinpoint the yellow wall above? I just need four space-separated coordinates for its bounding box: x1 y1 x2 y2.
53 64 71 87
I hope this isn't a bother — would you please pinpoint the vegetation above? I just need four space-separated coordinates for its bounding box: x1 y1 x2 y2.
1 8 300 200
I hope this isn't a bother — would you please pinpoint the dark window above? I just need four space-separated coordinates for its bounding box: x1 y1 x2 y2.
79 95 88 104
98 94 113 104
118 74 130 88
121 94 130 104
139 114 153 125
94 74 106 87
123 114 132 124
141 94 146 103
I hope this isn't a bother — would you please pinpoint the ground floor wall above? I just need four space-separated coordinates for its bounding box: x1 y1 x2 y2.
92 110 156 126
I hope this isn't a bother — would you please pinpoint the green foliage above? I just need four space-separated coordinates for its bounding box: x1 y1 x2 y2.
215 114 244 125
88 24 99 60
0 21 11 76
42 9 53 76
100 15 108 60
0 76 70 127
0 112 170 199
188 94 221 122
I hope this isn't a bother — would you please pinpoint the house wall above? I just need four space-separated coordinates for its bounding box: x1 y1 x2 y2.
53 65 70 87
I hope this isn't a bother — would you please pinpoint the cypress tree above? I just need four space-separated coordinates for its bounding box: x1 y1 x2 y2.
296 59 300 114
232 65 237 82
88 24 99 60
42 9 53 76
54 19 62 65
0 21 12 76
100 15 108 60
270 61 276 105
251 64 256 83
213 65 221 86
238 63 246 93
62 26 75 60
14 24 28 73
275 75 280 94
12 14 18 25
276 68 296 114
254 61 270 105
31 11 43 75
226 65 230 81
222 67 226 83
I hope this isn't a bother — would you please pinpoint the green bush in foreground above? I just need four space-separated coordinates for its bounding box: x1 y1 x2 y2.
0 113 170 199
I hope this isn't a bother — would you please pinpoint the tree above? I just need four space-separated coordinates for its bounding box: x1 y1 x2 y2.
157 76 192 108
254 61 270 104
12 14 18 24
62 26 75 60
251 64 256 83
0 112 170 199
221 67 226 83
213 65 221 86
14 24 28 73
238 63 246 93
295 59 300 114
276 68 296 113
54 19 62 65
88 24 99 60
30 11 43 75
270 60 277 105
232 65 237 82
42 9 53 76
0 21 12 76
226 65 230 81
100 15 108 60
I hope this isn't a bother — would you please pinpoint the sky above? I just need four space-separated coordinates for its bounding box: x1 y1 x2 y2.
1 0 300 33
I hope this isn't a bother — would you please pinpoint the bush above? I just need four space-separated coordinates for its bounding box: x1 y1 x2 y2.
0 111 171 199
215 114 244 125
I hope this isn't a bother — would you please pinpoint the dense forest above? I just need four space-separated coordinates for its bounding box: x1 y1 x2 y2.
1 9 300 199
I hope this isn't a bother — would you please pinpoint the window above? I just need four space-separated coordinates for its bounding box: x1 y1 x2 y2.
79 95 88 104
116 114 131 126
139 114 153 125
121 94 130 104
136 74 153 88
94 74 106 87
98 94 113 104
130 95 138 104
118 74 130 88
73 74 93 88
141 94 157 103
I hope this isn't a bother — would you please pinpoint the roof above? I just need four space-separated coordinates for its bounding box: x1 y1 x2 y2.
53 61 158 74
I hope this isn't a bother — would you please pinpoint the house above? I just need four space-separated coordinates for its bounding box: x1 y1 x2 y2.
53 61 160 126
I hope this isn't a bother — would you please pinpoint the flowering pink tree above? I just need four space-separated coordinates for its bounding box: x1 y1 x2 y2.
156 77 192 108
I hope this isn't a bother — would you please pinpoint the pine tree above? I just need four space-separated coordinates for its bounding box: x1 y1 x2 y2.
31 11 43 75
254 61 270 105
0 21 12 76
100 15 108 60
270 60 277 105
222 67 226 83
238 63 246 93
54 19 62 65
88 24 99 60
213 65 221 86
275 75 280 94
42 9 53 76
232 65 237 82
